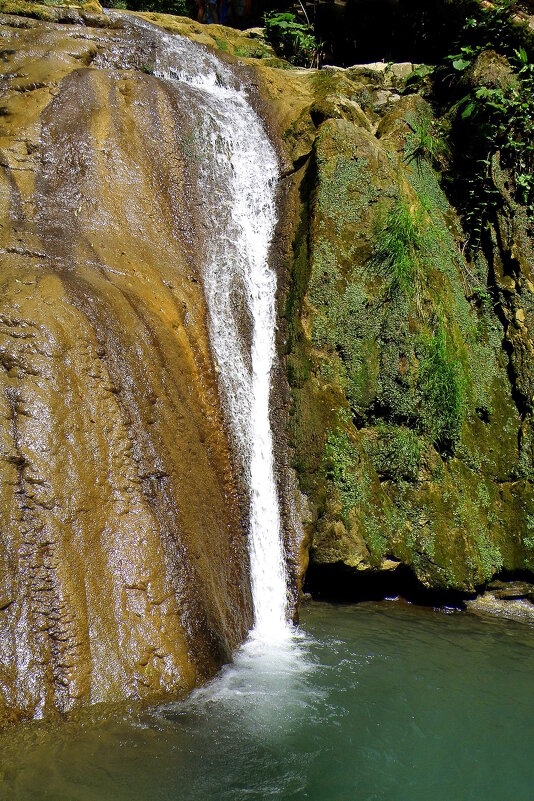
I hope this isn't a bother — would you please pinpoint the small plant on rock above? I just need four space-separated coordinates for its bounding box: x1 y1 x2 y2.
418 319 465 455
369 197 428 312
404 114 446 172
264 10 321 67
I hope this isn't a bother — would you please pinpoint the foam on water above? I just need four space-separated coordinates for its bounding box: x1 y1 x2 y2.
4 603 534 801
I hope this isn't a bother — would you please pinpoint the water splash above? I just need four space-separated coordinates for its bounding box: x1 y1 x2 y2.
134 22 289 642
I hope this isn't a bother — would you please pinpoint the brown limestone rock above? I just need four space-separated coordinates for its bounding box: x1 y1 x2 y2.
0 15 252 726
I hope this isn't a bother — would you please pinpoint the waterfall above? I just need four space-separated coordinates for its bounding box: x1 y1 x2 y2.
134 22 290 642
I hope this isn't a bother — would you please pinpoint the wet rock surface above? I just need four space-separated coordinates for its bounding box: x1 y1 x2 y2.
486 579 534 602
167 17 534 598
2 1 534 725
0 12 254 726
467 587 534 624
241 36 534 596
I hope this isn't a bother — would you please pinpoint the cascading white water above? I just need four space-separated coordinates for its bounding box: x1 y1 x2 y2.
136 23 289 642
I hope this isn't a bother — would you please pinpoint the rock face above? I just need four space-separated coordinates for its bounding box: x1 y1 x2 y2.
467 580 534 624
0 12 253 726
251 48 534 594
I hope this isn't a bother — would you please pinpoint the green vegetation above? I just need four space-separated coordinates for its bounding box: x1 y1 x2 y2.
524 516 534 570
264 11 320 67
279 25 534 591
418 320 465 455
439 1 534 246
369 197 427 310
444 0 531 70
365 424 422 483
474 531 503 581
323 430 360 521
404 114 443 172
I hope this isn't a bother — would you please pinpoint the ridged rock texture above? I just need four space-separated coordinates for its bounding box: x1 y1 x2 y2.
0 12 253 726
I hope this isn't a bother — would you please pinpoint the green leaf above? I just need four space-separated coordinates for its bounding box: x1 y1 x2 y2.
461 102 476 119
453 58 471 71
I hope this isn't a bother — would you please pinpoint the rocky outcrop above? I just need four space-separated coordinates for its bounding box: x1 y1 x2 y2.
0 12 253 726
467 579 534 624
147 14 534 596
251 48 534 595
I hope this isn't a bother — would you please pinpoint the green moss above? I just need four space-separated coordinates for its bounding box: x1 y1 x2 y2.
233 43 271 59
524 516 534 570
473 531 503 582
317 155 374 233
323 429 361 522
407 157 450 218
364 516 388 561
418 319 465 454
517 421 534 480
0 1 55 19
364 424 422 482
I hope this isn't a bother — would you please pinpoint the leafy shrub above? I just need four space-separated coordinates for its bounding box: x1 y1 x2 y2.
439 1 534 246
264 11 320 67
443 1 530 71
418 321 465 455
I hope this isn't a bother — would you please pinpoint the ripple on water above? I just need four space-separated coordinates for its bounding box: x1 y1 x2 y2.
1 601 534 801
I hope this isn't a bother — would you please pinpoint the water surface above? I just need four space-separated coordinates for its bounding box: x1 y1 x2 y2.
2 601 533 801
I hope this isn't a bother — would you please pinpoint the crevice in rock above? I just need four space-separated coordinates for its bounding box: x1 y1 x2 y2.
483 219 530 421
304 560 474 609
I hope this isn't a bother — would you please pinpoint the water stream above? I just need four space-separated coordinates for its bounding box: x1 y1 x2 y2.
133 21 289 641
2 601 533 800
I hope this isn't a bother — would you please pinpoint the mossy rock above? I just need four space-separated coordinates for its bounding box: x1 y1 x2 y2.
465 49 516 91
0 0 105 21
286 106 534 592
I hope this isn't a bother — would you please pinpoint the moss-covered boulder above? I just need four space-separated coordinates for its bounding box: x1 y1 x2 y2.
284 99 534 592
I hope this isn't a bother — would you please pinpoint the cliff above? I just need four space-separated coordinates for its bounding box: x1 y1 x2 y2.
0 9 254 726
258 20 534 595
129 7 534 593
